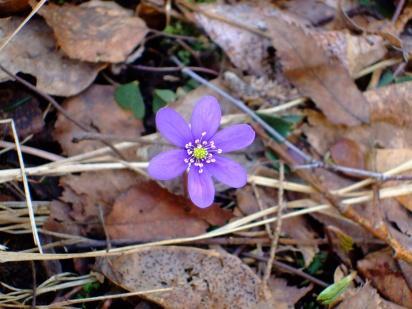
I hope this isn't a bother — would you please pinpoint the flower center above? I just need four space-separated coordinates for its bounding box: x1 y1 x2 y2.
193 147 208 159
184 131 222 174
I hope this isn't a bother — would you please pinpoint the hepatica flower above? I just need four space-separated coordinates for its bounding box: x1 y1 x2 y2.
148 96 255 208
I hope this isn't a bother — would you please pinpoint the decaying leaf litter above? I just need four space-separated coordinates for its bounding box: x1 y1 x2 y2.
1 0 412 308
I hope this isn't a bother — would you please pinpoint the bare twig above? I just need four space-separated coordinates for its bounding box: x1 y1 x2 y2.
263 162 286 285
0 0 48 53
0 141 63 162
131 64 218 75
30 261 37 309
392 0 406 23
0 119 42 253
244 252 328 288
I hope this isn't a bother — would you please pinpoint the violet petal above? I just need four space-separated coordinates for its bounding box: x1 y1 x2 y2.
207 156 247 188
190 96 221 140
156 107 192 147
212 124 255 153
148 149 187 180
188 168 215 208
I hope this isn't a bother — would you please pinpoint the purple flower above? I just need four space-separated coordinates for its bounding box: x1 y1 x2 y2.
148 96 255 208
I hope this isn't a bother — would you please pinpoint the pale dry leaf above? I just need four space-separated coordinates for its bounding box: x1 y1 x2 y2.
53 84 143 156
96 246 276 308
0 17 102 96
39 0 148 63
44 170 142 237
269 278 312 308
367 148 412 211
106 181 232 242
357 248 412 308
337 283 404 309
194 3 272 76
266 12 370 126
282 216 319 267
194 3 385 79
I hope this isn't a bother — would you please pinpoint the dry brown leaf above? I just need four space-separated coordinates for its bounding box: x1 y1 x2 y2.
96 246 276 308
0 86 44 139
282 216 319 267
39 0 148 63
269 278 312 308
330 138 366 170
194 3 272 76
106 181 232 242
0 0 29 16
45 170 141 237
367 149 412 211
266 12 370 126
337 283 405 309
194 3 385 80
53 84 143 156
0 17 102 96
357 248 412 308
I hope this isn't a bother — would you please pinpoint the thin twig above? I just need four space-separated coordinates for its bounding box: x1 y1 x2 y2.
172 56 313 162
263 162 286 285
131 64 218 75
244 253 328 288
0 119 42 253
72 132 170 146
0 141 63 162
0 0 48 53
97 205 112 252
30 261 37 309
392 0 406 23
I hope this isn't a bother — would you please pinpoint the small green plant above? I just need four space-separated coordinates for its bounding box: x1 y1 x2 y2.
317 272 356 305
114 81 145 119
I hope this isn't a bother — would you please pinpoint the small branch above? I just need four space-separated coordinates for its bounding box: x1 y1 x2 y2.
31 261 37 309
392 0 406 23
171 57 313 163
263 162 286 285
244 252 328 288
72 131 170 146
131 64 218 76
0 140 63 162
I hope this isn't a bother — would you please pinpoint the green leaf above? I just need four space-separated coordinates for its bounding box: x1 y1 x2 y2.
317 272 356 305
257 113 302 138
153 89 177 112
306 251 328 275
378 70 394 88
114 81 145 119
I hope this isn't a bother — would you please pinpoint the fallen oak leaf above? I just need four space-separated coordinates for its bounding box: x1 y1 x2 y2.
357 248 412 308
0 17 102 96
96 246 276 308
39 0 148 63
266 11 370 126
106 181 233 242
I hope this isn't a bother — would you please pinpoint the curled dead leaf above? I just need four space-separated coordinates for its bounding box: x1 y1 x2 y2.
39 0 148 63
96 246 274 308
0 17 102 96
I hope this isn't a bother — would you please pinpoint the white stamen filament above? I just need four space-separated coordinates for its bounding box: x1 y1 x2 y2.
182 131 223 174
